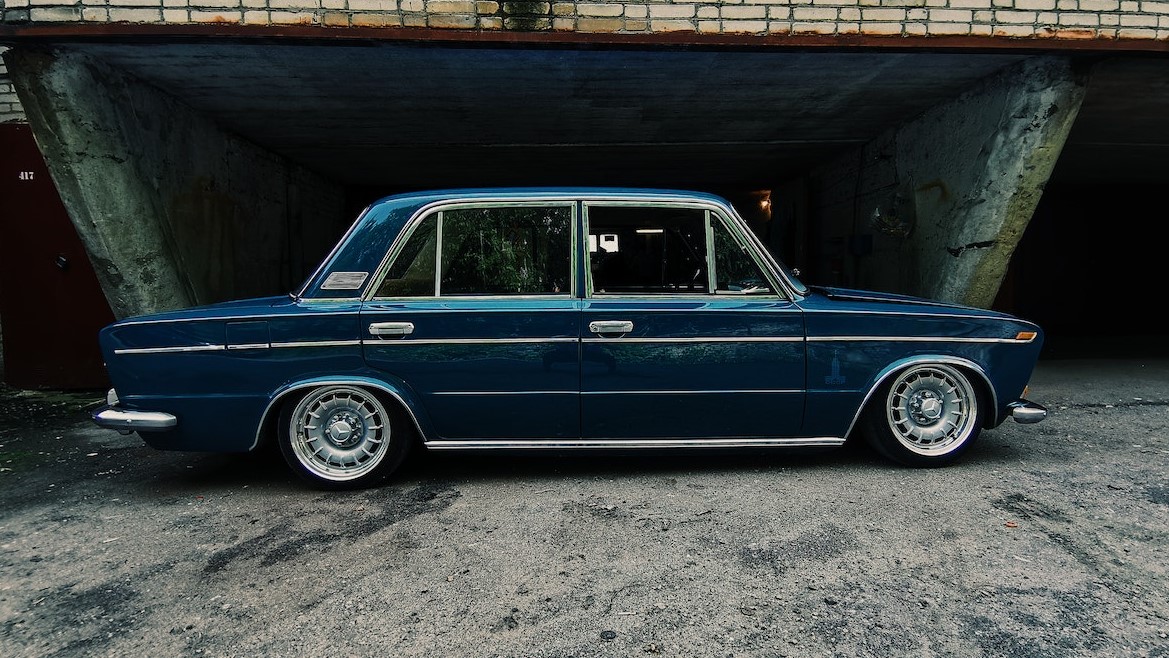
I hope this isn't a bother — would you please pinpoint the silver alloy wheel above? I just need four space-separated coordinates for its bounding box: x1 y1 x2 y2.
883 364 978 456
288 386 390 482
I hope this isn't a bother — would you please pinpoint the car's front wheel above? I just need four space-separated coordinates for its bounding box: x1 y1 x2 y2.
861 363 983 467
277 385 411 489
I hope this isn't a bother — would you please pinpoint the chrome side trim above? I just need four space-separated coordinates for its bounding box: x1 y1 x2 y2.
93 406 177 432
113 344 225 355
799 308 1037 323
425 437 846 449
112 334 1022 353
810 336 1035 344
582 336 802 344
116 311 360 326
118 340 363 354
432 390 577 396
581 389 800 395
270 340 362 349
361 337 578 346
431 389 800 396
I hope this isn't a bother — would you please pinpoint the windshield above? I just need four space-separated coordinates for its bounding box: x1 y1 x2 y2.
719 204 808 297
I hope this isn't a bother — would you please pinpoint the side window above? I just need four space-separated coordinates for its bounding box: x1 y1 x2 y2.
588 206 709 294
440 206 572 296
713 218 773 295
374 206 572 298
375 214 438 297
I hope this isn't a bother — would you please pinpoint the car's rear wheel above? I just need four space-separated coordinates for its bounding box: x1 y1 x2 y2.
277 385 410 489
861 363 983 467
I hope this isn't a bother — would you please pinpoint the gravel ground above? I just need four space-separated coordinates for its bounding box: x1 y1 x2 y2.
0 357 1167 658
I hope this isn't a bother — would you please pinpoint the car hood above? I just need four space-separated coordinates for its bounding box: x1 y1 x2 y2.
806 285 1013 318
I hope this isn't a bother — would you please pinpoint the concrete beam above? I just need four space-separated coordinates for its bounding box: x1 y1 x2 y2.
807 56 1087 308
3 46 346 320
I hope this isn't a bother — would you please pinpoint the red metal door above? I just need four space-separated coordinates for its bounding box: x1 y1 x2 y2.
0 123 115 390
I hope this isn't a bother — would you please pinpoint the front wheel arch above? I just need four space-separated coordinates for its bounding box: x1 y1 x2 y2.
859 361 989 468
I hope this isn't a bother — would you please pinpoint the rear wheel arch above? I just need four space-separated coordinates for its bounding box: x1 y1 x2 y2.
252 376 432 453
277 384 412 489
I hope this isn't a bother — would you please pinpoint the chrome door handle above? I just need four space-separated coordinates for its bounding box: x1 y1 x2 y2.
369 321 415 337
589 320 634 335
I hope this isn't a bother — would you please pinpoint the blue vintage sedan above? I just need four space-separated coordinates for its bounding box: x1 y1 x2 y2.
93 188 1047 489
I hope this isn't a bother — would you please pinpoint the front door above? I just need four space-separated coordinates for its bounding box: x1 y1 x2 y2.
361 202 580 441
580 202 806 440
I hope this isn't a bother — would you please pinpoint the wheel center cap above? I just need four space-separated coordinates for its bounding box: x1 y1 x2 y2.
909 390 944 424
919 398 942 420
327 420 355 445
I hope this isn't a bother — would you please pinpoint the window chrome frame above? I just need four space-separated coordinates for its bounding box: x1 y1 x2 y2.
704 209 718 293
356 192 805 303
581 199 789 301
364 199 579 302
434 211 444 297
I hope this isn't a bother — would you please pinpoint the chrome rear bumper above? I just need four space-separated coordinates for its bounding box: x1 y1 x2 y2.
93 406 178 433
1008 399 1048 424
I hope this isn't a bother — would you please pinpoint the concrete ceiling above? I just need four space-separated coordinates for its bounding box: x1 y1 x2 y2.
69 42 1169 189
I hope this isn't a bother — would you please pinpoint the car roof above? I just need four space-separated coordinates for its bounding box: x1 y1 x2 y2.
369 187 732 207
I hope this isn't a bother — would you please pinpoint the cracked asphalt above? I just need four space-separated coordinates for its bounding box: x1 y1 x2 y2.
1 356 1167 657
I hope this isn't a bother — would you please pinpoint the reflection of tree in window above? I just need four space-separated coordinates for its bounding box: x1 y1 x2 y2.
440 207 571 295
714 219 772 294
589 207 708 294
375 215 437 297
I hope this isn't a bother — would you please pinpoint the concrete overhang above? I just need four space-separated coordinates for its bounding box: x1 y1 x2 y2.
6 38 1039 189
3 32 1167 189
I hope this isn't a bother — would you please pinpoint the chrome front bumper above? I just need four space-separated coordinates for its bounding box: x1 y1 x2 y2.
93 406 178 433
1008 399 1048 424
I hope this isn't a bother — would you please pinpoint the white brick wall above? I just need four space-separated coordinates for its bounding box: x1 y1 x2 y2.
0 0 1166 42
0 48 27 123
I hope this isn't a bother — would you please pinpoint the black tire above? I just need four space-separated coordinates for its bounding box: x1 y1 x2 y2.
861 363 983 468
277 385 412 490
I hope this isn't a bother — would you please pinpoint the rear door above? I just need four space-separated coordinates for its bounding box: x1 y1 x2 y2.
361 202 580 441
580 202 806 440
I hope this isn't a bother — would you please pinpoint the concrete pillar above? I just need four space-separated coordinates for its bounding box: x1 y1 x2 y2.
3 46 347 320
807 56 1087 308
